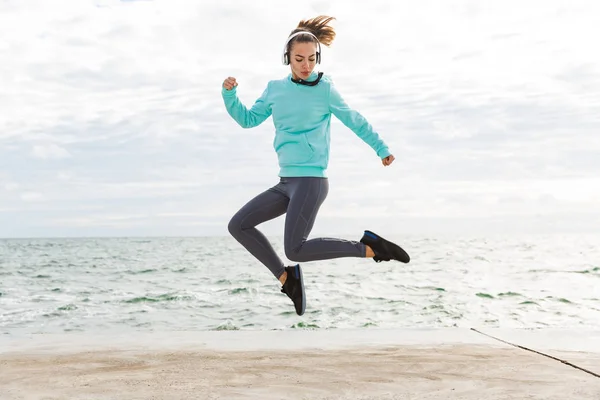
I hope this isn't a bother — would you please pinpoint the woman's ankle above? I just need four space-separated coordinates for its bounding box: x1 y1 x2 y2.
279 271 287 285
365 245 375 258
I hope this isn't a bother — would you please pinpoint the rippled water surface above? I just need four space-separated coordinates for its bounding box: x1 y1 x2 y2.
1 234 599 336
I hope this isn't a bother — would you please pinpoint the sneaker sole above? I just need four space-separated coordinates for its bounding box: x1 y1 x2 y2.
295 264 306 316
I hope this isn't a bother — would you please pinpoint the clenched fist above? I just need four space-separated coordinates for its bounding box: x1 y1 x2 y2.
223 77 238 90
382 155 395 166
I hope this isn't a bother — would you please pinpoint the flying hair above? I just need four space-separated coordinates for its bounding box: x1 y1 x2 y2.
290 15 336 47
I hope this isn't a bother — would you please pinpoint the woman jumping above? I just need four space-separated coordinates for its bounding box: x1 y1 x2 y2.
222 15 410 316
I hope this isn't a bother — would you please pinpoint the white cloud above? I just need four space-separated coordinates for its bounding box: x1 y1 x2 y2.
20 192 44 202
3 183 20 192
31 144 71 159
1 0 599 237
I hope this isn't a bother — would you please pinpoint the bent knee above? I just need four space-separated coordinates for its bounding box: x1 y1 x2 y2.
227 215 243 237
285 244 305 262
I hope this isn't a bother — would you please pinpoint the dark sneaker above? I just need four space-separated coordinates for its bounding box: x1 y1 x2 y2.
360 230 410 263
280 264 306 316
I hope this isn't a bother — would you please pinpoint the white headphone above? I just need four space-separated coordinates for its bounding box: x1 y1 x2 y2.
282 31 322 65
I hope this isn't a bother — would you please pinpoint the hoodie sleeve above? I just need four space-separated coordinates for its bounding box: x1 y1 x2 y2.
221 82 272 129
328 80 392 159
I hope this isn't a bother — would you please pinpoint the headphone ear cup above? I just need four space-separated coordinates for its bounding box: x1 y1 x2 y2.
316 51 321 64
283 52 289 65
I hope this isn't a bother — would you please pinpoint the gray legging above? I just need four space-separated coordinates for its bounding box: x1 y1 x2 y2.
228 177 367 279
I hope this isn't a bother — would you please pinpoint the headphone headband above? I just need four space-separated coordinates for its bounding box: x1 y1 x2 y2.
282 30 322 65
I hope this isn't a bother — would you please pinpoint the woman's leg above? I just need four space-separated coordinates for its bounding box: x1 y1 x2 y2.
283 177 367 262
227 185 289 280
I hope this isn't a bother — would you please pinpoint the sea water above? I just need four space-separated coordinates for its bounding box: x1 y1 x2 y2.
1 234 599 337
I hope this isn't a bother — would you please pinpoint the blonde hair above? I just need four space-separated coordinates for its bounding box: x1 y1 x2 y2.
286 15 336 54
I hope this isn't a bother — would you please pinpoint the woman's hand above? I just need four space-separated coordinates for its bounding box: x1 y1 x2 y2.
382 155 395 166
222 77 238 90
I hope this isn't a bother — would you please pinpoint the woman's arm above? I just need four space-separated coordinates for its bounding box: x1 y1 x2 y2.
222 79 272 128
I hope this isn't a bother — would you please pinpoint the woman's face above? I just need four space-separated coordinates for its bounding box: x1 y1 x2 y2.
290 41 317 80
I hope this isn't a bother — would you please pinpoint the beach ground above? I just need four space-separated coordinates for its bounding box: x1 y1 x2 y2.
2 329 599 399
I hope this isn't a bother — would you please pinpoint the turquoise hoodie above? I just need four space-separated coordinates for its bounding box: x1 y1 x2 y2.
221 72 391 178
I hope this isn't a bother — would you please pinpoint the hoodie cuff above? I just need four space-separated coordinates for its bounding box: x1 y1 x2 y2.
221 86 237 96
377 146 392 159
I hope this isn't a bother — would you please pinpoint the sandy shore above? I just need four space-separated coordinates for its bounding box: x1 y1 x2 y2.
2 329 600 399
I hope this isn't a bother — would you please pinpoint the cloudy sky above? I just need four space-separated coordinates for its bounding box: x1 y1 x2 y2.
1 0 599 238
